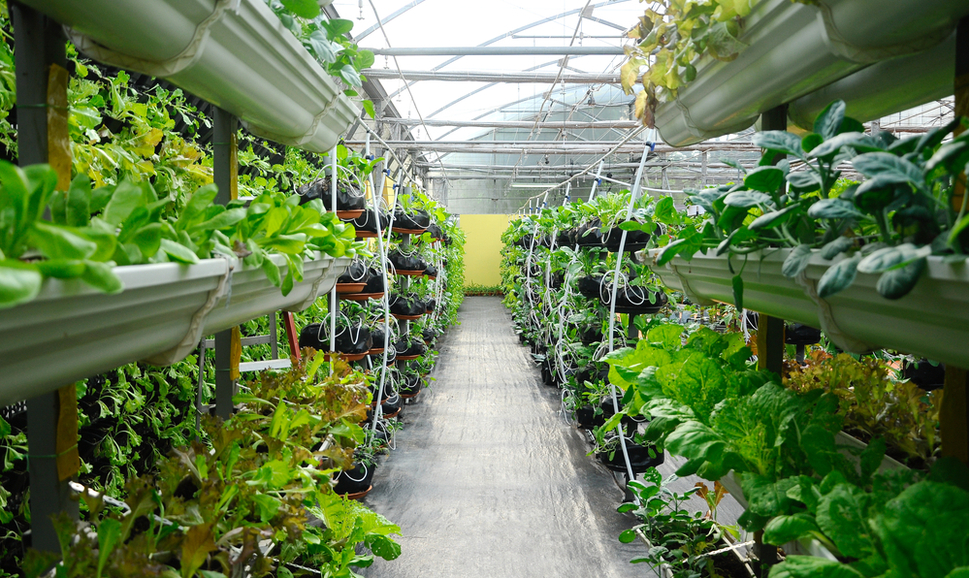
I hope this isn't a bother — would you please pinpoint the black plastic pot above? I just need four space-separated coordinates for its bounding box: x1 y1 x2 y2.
597 442 664 473
389 250 427 274
425 222 444 240
394 338 426 359
352 209 391 237
361 268 386 294
297 177 366 213
576 405 606 430
576 275 606 299
423 264 438 278
299 323 372 357
601 225 651 252
574 220 605 247
337 259 369 284
903 359 945 391
399 372 423 397
389 293 426 319
333 462 376 496
609 285 668 314
424 298 436 313
392 208 431 232
785 323 821 345
421 327 437 344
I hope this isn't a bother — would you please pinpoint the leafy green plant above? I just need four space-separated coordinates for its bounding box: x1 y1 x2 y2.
657 101 968 302
785 352 942 468
618 468 739 578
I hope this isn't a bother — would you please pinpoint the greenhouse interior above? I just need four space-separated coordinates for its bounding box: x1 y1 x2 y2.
0 0 966 576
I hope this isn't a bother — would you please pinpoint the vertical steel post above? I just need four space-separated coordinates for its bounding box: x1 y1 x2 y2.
213 108 237 419
12 1 77 555
753 104 788 575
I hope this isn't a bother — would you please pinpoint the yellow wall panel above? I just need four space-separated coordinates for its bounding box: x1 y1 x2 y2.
460 214 511 287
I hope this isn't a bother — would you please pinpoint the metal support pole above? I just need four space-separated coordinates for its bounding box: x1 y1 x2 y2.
753 104 787 575
12 1 77 555
213 108 237 419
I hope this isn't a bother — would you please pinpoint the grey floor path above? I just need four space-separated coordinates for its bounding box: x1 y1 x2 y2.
358 297 653 578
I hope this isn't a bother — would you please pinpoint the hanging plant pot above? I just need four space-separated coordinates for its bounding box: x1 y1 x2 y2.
424 298 437 313
596 442 664 473
423 264 438 279
392 208 431 234
352 209 391 239
575 405 606 430
333 462 375 499
425 222 444 240
342 266 386 301
298 323 372 361
382 395 403 419
298 176 366 219
389 249 427 276
421 327 437 345
368 325 388 354
335 259 369 293
398 370 423 398
576 274 607 299
609 285 668 315
389 293 426 320
575 220 605 248
601 222 652 253
394 337 427 361
368 346 397 367
902 359 945 391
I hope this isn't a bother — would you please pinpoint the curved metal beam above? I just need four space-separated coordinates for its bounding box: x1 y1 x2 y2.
353 0 427 42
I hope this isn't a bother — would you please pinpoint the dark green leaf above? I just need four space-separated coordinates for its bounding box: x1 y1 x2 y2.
856 243 929 274
720 158 744 172
820 236 854 260
724 190 772 208
814 100 846 140
807 198 865 220
34 259 86 279
817 254 861 298
66 174 92 227
816 483 874 559
809 132 883 159
752 131 804 158
853 176 902 213
769 556 866 578
926 136 969 175
731 274 743 311
873 481 969 578
763 512 819 545
853 152 925 190
781 244 813 278
876 257 925 299
801 133 824 153
787 170 821 192
744 166 786 193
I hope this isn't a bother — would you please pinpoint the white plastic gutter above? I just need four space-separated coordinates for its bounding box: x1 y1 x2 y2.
654 0 965 146
788 30 956 130
21 0 357 154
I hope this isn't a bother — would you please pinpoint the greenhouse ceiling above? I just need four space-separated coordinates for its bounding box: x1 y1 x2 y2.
325 0 959 213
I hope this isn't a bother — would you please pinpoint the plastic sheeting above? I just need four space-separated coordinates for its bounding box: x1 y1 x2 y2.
359 297 648 577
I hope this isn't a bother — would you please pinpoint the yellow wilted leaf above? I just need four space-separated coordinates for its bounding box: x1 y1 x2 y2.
620 60 640 94
634 90 649 122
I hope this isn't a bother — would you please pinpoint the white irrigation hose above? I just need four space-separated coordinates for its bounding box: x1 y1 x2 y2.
606 147 652 494
367 135 393 439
